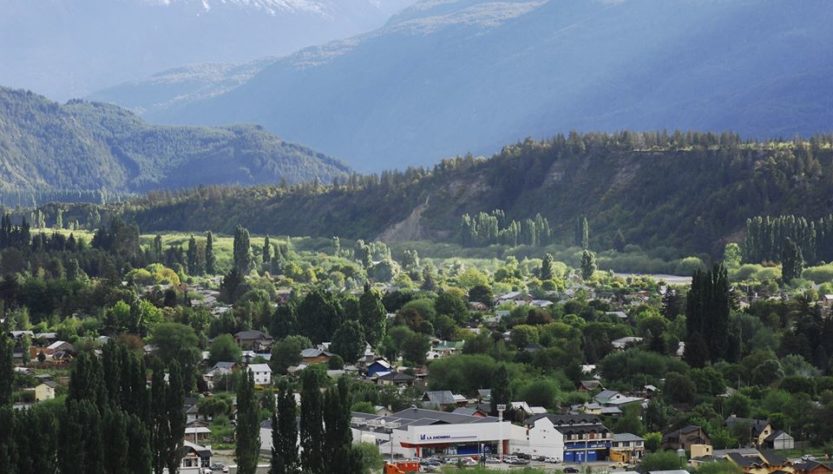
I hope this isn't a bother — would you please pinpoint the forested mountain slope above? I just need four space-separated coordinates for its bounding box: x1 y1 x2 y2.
118 133 833 256
99 0 833 171
0 88 350 193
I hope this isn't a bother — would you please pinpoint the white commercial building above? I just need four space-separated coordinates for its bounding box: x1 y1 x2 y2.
351 407 513 459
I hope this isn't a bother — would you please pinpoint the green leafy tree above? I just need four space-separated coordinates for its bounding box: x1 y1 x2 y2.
209 334 242 365
298 289 343 344
331 320 366 364
489 364 511 415
580 250 597 280
615 404 644 435
271 335 312 374
540 253 554 280
358 285 386 347
401 332 430 365
236 371 260 474
150 323 200 392
640 451 685 472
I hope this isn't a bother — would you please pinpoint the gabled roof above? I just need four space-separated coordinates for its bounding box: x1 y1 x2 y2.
765 430 793 442
377 371 414 383
525 413 603 427
235 330 271 341
300 348 333 358
247 363 272 373
422 391 457 405
614 433 644 442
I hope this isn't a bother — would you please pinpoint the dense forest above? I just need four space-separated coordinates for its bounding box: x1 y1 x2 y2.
0 87 350 194
53 131 833 257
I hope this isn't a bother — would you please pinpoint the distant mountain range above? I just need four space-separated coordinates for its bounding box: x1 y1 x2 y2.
94 0 833 171
0 0 413 100
0 87 350 194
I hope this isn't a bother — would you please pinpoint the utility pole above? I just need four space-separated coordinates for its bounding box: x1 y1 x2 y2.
498 404 506 463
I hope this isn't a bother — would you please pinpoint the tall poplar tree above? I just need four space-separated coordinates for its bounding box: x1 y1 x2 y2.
782 237 804 283
205 231 216 274
0 334 12 406
233 225 253 274
300 369 324 473
263 235 272 265
236 370 260 474
277 384 298 472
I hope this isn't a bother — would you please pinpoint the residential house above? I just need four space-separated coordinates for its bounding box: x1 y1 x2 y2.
606 311 629 320
374 371 415 387
431 340 464 358
33 381 57 401
203 361 237 390
662 425 711 452
452 407 488 417
579 380 603 392
610 433 645 463
184 426 212 445
510 401 548 419
366 359 392 377
247 364 273 387
421 391 466 410
794 460 833 474
716 449 793 474
725 415 779 448
764 431 795 450
300 347 334 365
234 330 273 351
594 390 644 408
611 337 643 350
179 441 212 470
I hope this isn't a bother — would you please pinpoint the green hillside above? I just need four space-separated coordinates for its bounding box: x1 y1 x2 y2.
108 132 833 256
0 87 350 194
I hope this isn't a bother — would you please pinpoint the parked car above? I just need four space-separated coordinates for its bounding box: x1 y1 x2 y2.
565 467 580 473
545 457 560 464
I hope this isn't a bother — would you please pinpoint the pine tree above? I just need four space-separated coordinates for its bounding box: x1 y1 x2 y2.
300 369 324 473
540 253 554 280
236 371 260 474
270 408 285 474
205 231 216 274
